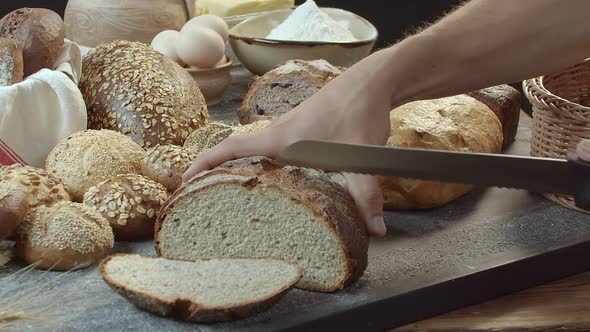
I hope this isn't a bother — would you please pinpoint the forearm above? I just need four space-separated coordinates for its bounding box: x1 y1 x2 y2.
371 0 590 107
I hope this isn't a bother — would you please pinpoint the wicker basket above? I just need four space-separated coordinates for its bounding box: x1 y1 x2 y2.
523 59 590 213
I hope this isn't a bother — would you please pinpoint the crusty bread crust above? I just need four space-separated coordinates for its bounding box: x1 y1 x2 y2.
0 186 28 241
100 254 302 323
237 60 342 124
155 157 368 292
0 8 64 77
80 40 209 148
467 84 521 149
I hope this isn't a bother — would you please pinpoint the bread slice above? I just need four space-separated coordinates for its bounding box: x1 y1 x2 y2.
155 156 369 292
0 37 23 86
100 254 301 322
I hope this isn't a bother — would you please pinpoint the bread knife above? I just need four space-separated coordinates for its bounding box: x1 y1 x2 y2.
276 140 590 209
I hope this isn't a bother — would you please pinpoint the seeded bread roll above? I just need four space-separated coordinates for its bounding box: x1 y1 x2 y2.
467 84 521 149
183 122 234 155
0 182 29 241
230 120 272 137
101 255 301 323
0 164 71 208
0 8 64 77
16 201 114 271
155 156 368 292
142 145 196 192
237 60 342 124
84 174 169 241
380 95 503 210
46 130 145 202
80 40 209 148
0 37 23 86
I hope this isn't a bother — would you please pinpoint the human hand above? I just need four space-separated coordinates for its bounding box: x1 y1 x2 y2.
183 51 397 237
577 139 590 161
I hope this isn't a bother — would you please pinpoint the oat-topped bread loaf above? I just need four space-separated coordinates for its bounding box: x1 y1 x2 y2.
0 182 29 241
0 164 71 208
84 174 169 241
101 255 301 322
237 59 343 124
80 40 209 148
0 37 23 86
183 122 234 155
142 145 196 192
380 94 503 210
155 156 368 292
46 130 145 202
467 84 521 148
0 8 64 77
16 201 114 270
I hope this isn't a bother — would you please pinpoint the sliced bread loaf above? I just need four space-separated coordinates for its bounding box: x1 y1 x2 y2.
155 156 368 292
100 254 301 322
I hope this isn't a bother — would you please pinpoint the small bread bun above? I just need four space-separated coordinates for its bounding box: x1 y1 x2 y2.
46 130 145 202
16 201 114 271
183 121 234 155
0 164 71 208
142 145 196 192
0 182 29 241
83 174 169 241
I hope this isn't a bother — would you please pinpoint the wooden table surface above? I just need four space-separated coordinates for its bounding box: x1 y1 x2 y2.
395 111 590 332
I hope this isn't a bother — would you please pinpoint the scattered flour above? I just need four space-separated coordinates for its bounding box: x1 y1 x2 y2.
266 0 357 42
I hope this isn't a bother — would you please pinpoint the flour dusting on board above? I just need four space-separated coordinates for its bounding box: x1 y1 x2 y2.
266 0 357 42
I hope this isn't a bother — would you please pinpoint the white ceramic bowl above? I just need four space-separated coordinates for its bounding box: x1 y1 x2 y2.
228 7 378 75
186 57 233 106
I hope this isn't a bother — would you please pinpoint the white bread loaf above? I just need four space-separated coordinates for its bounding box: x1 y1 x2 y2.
100 255 301 322
83 174 169 241
46 130 145 202
16 201 114 271
80 40 209 148
380 95 503 209
155 156 368 292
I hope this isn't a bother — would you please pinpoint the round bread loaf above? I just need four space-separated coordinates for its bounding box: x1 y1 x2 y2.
16 201 114 271
46 129 145 202
380 95 503 210
237 60 342 124
0 8 64 77
230 120 272 137
142 145 196 192
183 122 234 155
0 182 29 241
80 40 209 148
0 164 71 208
83 174 169 241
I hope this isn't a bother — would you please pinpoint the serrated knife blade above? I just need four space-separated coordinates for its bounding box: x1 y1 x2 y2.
276 140 590 208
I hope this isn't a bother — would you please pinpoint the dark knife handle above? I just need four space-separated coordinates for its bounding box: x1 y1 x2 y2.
567 153 590 210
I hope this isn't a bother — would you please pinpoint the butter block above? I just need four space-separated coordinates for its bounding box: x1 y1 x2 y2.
199 0 295 17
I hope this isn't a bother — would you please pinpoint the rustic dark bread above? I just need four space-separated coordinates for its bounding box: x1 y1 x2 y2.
80 40 209 148
0 182 29 241
142 145 196 192
380 94 503 210
467 84 521 148
237 59 342 124
100 254 301 323
0 8 64 77
0 37 23 86
155 156 368 292
16 201 114 271
183 122 234 155
0 164 71 208
83 174 169 241
46 130 145 202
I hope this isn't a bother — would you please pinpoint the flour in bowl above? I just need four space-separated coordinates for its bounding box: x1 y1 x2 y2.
266 0 357 42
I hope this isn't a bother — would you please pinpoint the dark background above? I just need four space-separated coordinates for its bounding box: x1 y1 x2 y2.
0 0 530 113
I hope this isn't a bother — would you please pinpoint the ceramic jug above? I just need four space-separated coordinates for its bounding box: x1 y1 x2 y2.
64 0 195 47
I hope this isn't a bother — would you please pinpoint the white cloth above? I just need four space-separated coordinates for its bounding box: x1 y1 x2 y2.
0 39 86 168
